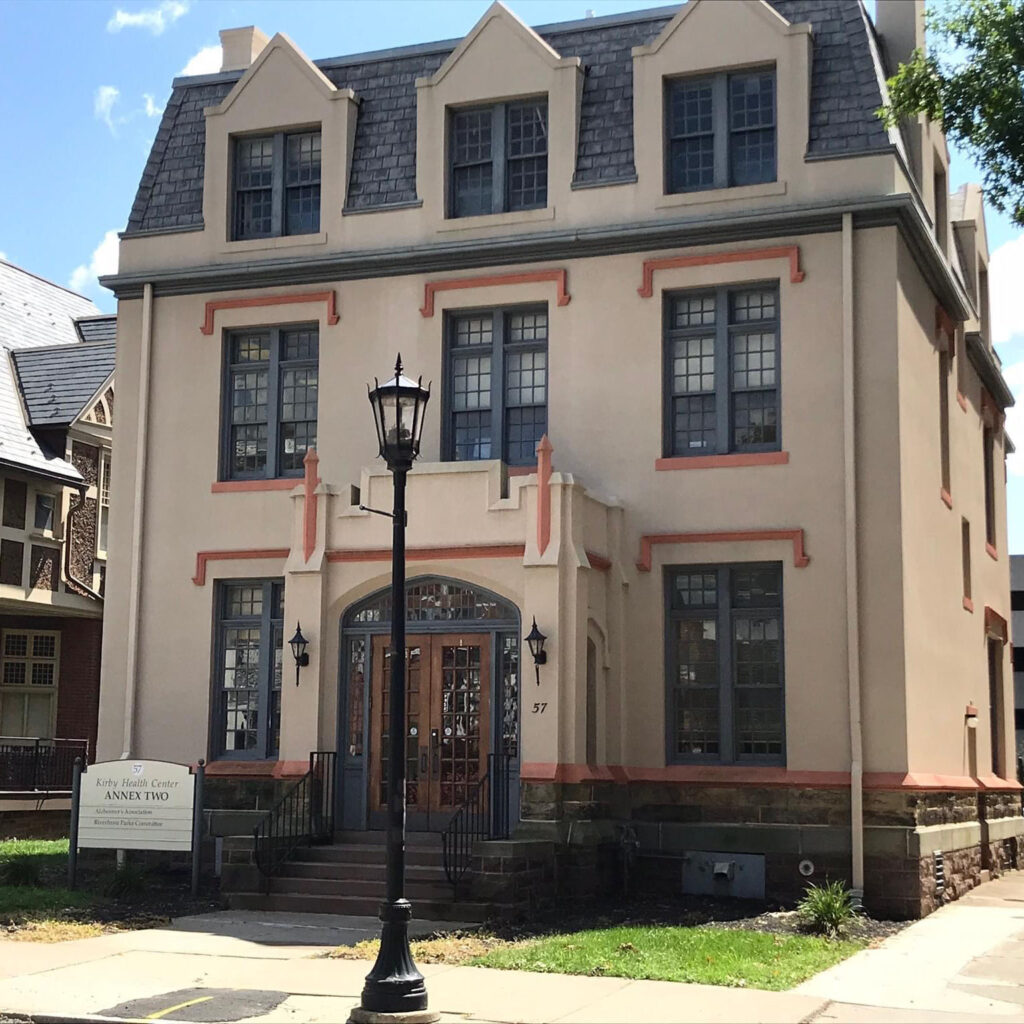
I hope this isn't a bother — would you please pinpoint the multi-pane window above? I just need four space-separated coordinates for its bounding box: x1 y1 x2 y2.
98 458 111 555
666 70 776 193
450 101 548 218
0 630 59 738
665 285 780 457
233 130 321 240
214 580 283 759
984 429 997 546
445 307 548 466
666 564 784 764
224 325 319 480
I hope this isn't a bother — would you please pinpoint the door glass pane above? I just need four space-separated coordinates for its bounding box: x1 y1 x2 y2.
347 638 366 757
439 644 483 807
380 646 424 809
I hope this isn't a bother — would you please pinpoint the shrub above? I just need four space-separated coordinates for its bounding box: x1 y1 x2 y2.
797 880 858 937
105 862 149 901
0 857 42 887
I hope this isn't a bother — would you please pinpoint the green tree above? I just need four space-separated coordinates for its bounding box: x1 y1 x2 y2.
881 0 1024 225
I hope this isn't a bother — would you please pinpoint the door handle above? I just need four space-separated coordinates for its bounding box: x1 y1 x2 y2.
431 729 440 778
420 749 428 774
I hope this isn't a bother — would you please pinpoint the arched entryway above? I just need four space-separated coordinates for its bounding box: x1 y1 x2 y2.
338 576 521 831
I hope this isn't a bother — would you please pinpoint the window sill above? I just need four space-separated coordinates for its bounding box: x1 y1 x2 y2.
211 479 301 494
656 452 789 471
438 207 555 233
220 231 327 255
940 487 954 509
656 180 787 211
986 542 999 561
963 596 974 613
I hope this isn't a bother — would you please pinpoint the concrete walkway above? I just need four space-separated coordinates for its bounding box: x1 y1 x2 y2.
1 879 1024 1022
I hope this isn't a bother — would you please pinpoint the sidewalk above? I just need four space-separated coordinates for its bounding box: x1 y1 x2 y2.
0 877 1023 1023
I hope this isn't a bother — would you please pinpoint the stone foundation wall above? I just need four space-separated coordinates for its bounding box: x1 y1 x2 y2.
469 839 556 917
0 806 70 839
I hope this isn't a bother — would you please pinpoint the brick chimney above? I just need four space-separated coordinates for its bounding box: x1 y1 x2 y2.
219 26 270 73
875 0 925 76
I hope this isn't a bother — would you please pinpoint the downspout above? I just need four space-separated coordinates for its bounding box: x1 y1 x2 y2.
842 213 865 895
122 282 154 759
64 486 104 601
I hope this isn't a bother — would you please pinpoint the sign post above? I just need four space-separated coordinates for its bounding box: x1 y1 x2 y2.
67 757 83 890
191 760 205 898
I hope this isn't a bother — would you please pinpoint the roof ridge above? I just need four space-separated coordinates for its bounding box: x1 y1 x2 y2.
0 258 97 307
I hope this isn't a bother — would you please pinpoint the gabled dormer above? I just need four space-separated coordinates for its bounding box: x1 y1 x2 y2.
415 2 583 229
632 0 811 211
203 28 358 252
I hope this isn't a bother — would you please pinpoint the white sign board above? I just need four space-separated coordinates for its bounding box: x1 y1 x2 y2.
78 760 194 851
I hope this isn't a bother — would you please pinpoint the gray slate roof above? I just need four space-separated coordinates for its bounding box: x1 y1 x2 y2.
0 260 102 484
12 340 116 428
75 315 118 345
126 0 893 233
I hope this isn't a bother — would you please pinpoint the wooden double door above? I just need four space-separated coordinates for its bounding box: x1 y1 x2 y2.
369 633 491 830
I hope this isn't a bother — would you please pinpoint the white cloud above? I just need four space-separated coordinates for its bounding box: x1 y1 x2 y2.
990 233 1024 347
0 252 7 262
179 44 221 76
107 0 189 35
1003 358 1024 477
69 230 119 298
143 93 163 118
94 85 121 135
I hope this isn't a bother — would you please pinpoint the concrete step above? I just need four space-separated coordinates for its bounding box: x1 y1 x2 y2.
268 875 455 900
227 891 491 922
283 861 446 883
304 844 444 867
334 830 443 848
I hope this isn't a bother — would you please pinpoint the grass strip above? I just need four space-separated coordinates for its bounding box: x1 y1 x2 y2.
469 924 864 991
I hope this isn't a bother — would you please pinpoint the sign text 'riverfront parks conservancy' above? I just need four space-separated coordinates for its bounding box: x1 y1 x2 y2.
78 760 195 851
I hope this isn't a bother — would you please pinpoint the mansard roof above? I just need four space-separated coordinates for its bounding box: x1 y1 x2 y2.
125 0 892 235
12 337 116 428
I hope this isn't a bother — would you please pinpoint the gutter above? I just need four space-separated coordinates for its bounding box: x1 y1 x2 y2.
122 282 154 759
64 487 104 602
966 332 1015 409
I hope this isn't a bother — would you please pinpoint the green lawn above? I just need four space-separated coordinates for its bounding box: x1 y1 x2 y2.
470 924 864 991
0 839 83 915
0 838 69 862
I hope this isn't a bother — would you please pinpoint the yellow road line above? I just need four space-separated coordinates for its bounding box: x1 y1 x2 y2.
145 994 215 1020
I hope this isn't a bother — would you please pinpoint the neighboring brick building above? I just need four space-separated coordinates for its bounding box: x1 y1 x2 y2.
0 258 114 795
99 0 1019 919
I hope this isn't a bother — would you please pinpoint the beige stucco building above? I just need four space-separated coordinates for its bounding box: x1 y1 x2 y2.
99 0 1020 918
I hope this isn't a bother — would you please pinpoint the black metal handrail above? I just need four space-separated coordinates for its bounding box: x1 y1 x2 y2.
254 750 336 881
0 737 89 792
441 752 512 899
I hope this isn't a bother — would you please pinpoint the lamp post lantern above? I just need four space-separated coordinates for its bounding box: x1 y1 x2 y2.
357 355 435 1021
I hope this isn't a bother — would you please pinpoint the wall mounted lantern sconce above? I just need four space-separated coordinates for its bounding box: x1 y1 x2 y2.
289 623 310 686
526 617 547 686
965 703 978 730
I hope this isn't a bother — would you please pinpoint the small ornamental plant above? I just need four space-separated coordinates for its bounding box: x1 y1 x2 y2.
797 880 858 938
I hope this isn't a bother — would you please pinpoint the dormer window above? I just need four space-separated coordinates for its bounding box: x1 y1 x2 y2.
233 130 321 240
665 70 776 193
449 100 548 218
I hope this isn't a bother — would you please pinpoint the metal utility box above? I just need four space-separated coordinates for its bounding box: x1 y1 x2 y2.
681 850 766 899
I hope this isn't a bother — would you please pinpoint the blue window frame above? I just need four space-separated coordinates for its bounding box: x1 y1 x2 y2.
212 579 284 760
666 70 776 193
443 306 548 466
666 563 785 765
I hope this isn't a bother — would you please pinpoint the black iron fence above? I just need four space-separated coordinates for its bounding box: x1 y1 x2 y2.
254 750 336 881
0 737 89 792
441 752 512 899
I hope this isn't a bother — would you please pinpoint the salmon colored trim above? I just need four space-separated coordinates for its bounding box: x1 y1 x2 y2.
199 290 339 335
935 305 957 346
192 548 290 586
655 452 789 471
507 466 534 477
984 606 1009 644
586 551 612 571
327 544 526 564
636 529 809 572
419 269 570 317
210 479 299 493
963 596 974 613
536 435 553 556
981 388 1005 430
637 245 805 299
203 760 308 778
940 487 953 509
519 763 1023 791
303 448 320 563
957 391 968 412
986 542 998 561
965 703 979 717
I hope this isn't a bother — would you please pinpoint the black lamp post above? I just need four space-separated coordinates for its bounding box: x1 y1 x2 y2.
358 355 433 1019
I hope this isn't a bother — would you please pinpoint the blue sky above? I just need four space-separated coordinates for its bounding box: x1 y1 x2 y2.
1 0 1023 547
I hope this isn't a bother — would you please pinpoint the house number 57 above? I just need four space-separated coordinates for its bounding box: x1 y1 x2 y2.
531 702 548 714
